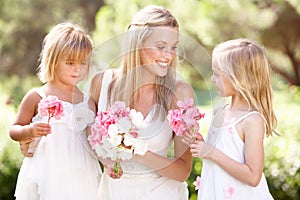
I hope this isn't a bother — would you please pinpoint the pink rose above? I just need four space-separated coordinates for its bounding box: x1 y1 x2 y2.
38 95 64 123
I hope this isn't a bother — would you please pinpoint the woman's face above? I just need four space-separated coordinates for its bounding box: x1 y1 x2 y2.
140 26 178 78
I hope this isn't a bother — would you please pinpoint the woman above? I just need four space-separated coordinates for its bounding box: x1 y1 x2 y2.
89 5 196 200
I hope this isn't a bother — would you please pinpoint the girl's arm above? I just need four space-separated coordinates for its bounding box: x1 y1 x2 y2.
135 80 194 182
9 89 51 141
191 113 265 186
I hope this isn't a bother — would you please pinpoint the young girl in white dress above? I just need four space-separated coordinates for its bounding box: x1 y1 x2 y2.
9 22 101 200
89 5 195 200
183 38 277 199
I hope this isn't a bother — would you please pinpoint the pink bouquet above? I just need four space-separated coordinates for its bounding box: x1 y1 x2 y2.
38 95 64 123
167 98 205 136
88 101 148 173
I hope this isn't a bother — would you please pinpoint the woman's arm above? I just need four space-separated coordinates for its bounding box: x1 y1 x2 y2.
9 89 51 141
135 80 194 182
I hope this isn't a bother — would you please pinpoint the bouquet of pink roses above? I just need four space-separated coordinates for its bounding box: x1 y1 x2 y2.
167 98 205 136
88 101 148 173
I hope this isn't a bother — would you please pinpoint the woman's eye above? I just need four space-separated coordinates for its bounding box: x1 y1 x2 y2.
157 46 165 50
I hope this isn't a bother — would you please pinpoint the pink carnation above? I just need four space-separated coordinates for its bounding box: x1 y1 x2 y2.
167 98 205 136
38 95 64 123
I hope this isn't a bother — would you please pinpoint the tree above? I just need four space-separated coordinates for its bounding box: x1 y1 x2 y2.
0 0 104 76
260 1 300 86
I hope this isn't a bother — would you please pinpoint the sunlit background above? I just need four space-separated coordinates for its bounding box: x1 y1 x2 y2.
1 0 299 199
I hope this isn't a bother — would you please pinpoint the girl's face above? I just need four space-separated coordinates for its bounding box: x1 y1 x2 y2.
211 60 235 97
140 26 178 78
54 56 89 86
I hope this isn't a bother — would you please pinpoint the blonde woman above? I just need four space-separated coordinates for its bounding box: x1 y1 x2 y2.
89 5 195 200
183 38 277 199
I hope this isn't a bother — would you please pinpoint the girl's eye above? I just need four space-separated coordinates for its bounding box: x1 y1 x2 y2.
66 61 74 65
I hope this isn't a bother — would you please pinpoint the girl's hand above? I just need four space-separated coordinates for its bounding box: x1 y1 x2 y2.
30 122 51 138
190 140 213 159
19 139 34 157
181 129 204 145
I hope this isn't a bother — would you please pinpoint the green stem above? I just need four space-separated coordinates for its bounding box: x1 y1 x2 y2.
113 162 120 174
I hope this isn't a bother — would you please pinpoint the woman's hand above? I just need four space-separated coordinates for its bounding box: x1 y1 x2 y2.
105 164 123 179
100 158 123 179
19 139 34 157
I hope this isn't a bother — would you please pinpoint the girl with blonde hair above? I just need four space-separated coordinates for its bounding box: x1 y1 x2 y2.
183 38 276 199
10 22 101 200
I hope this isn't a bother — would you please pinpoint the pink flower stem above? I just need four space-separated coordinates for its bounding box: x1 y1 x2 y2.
47 110 51 124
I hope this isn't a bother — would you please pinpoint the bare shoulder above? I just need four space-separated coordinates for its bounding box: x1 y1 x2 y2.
242 112 265 138
174 80 194 100
87 97 96 114
14 88 43 124
89 70 106 104
22 88 42 106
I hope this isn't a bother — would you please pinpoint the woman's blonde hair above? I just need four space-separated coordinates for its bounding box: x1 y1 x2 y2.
37 22 93 83
108 5 179 113
212 38 277 136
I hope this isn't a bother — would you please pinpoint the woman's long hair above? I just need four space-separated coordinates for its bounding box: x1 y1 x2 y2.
108 5 179 115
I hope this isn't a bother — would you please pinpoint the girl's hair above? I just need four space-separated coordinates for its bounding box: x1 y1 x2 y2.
37 22 93 83
212 38 277 136
108 5 179 113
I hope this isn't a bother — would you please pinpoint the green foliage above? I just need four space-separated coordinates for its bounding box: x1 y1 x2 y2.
0 144 22 200
0 74 41 110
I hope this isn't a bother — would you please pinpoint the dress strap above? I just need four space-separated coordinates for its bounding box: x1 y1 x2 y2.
35 88 47 98
233 111 267 126
98 69 113 111
83 93 90 104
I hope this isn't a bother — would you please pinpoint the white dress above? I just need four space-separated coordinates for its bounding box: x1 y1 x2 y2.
198 106 274 200
97 70 189 200
15 88 102 200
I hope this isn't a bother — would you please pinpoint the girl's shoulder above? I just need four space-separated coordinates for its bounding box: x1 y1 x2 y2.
23 88 44 103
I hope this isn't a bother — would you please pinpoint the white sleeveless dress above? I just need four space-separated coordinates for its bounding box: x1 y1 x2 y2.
15 88 102 200
97 70 189 200
198 106 274 200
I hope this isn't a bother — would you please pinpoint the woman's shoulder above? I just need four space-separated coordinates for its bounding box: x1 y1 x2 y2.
90 69 116 86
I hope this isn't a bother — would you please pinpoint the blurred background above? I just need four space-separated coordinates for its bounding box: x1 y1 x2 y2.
0 0 299 199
